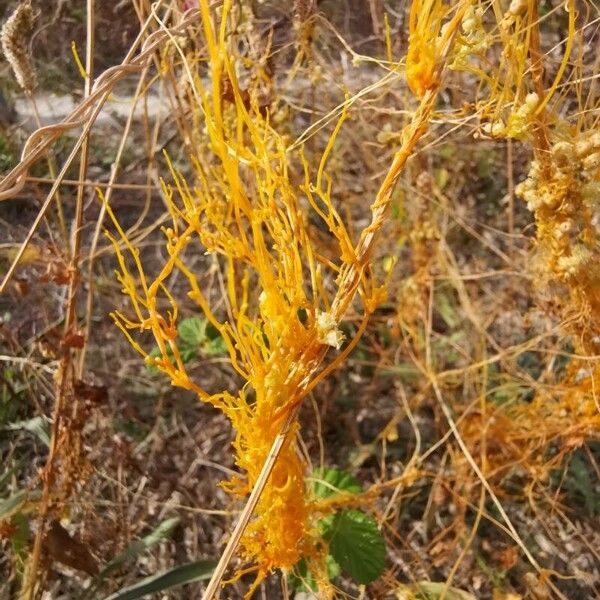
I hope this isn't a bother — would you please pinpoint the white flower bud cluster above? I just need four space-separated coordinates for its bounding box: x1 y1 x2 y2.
452 6 489 69
515 160 561 212
505 93 539 138
481 119 506 138
516 131 600 213
575 131 600 171
481 94 540 140
316 311 344 349
501 0 528 30
516 130 600 281
557 245 593 276
508 0 528 17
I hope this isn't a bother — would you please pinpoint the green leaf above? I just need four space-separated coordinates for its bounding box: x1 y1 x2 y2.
323 510 385 584
562 452 600 516
289 557 315 592
179 346 198 363
146 344 198 374
310 467 362 499
99 517 181 579
101 559 217 600
325 554 341 580
289 555 340 592
178 317 207 346
411 581 477 600
205 336 227 356
5 416 51 447
146 318 226 375
10 512 30 565
0 490 28 519
146 346 172 374
0 463 22 492
204 323 227 355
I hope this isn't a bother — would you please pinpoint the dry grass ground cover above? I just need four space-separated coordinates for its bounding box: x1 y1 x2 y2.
0 1 599 599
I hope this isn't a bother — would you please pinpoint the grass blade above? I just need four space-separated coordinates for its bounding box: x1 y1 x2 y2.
0 490 28 519
99 517 181 579
101 559 217 600
0 462 22 492
5 416 51 447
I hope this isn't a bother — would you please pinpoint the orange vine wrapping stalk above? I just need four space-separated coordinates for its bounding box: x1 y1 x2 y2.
406 0 444 97
105 0 468 595
104 6 354 586
406 0 469 98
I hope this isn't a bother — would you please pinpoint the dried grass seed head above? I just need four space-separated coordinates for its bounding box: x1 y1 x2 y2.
1 0 38 93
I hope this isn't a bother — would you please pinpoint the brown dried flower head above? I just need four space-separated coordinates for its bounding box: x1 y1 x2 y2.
1 0 38 93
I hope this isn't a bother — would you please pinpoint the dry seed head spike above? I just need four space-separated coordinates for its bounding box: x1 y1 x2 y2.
0 0 38 93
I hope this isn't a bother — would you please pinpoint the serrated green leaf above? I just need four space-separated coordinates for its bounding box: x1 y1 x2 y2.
179 346 198 363
147 347 163 361
147 343 199 373
203 323 227 355
310 467 362 499
99 517 181 579
323 510 385 584
178 317 207 346
147 318 219 375
146 346 172 374
204 322 220 339
101 559 217 600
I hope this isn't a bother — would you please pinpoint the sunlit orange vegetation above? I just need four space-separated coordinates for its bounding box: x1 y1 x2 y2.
453 0 600 480
412 0 600 527
103 0 474 593
104 0 600 595
406 0 469 98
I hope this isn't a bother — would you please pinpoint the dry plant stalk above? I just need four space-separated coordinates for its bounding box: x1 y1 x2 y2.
0 6 206 600
19 2 96 598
